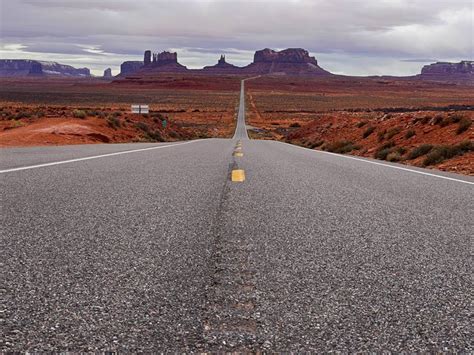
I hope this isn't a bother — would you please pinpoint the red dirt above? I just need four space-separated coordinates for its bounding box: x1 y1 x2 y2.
246 76 474 175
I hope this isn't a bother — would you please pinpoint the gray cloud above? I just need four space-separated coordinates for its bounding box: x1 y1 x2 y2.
0 0 472 75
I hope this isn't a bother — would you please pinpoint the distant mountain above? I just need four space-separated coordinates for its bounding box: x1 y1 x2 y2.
418 61 473 82
241 48 331 76
118 48 332 78
0 59 90 77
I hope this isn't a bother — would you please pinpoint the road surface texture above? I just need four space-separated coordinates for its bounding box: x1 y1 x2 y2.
1 80 473 352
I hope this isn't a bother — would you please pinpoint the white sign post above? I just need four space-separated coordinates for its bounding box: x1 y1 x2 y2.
131 105 149 114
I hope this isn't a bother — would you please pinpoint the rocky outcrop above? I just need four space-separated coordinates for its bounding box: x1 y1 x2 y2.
419 61 473 82
116 48 332 80
254 48 319 65
120 61 143 76
103 68 112 78
39 62 90 76
202 55 241 73
243 48 330 76
0 60 90 77
421 61 473 75
142 50 187 72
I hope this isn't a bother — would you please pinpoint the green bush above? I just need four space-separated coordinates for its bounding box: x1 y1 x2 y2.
72 110 87 119
386 127 401 140
377 129 387 142
423 141 474 166
146 130 164 142
107 116 121 129
135 122 150 133
363 126 375 138
323 140 360 154
375 148 392 160
15 112 31 119
386 152 402 162
308 140 324 149
404 129 415 139
433 115 444 125
407 144 433 160
456 118 472 135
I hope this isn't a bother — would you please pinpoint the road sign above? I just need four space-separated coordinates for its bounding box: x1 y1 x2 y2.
162 119 167 128
131 105 149 114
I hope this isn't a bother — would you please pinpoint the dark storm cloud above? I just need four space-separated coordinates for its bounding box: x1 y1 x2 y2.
0 0 472 75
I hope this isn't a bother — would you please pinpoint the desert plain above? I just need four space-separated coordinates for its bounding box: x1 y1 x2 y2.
0 74 472 174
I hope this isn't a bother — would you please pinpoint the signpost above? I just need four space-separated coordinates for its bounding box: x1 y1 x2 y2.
131 105 149 114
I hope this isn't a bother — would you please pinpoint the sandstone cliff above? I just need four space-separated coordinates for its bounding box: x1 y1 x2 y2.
0 60 90 77
242 48 331 76
418 61 473 83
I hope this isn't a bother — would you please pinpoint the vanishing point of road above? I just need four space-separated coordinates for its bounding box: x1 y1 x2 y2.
1 80 473 352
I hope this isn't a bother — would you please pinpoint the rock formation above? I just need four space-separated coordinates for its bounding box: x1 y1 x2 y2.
254 48 319 65
103 68 112 78
202 54 241 73
120 61 143 75
144 50 152 66
418 61 474 83
0 59 90 77
144 50 187 71
421 61 473 75
242 48 330 76
117 48 332 78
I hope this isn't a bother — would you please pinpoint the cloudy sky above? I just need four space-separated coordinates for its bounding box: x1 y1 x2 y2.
0 0 472 76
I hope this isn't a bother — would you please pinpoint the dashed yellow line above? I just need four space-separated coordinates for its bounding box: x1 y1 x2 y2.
233 152 243 157
231 169 246 182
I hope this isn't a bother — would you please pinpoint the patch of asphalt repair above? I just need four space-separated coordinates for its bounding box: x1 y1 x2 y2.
200 146 260 351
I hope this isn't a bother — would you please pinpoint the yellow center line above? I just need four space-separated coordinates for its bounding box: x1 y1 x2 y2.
231 169 246 182
233 152 243 157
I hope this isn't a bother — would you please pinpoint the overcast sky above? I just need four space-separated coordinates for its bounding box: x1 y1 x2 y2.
0 0 472 76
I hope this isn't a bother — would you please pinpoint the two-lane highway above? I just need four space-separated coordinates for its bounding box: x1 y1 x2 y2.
1 81 473 352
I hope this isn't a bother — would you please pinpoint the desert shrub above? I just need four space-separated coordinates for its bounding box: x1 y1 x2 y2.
290 122 301 128
377 129 387 142
456 118 472 135
423 141 474 166
386 127 401 140
35 111 45 118
323 140 360 154
396 146 407 155
374 148 392 160
356 121 368 128
72 110 87 119
11 120 25 128
433 115 444 125
142 113 149 118
112 111 122 117
15 112 31 119
363 126 375 138
419 116 431 124
386 152 402 162
407 144 433 160
308 140 324 149
380 141 396 150
405 129 416 139
169 130 180 138
151 112 165 120
374 141 396 160
147 130 164 142
107 116 121 129
135 122 150 133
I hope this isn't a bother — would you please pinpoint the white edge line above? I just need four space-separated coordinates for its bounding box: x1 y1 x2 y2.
0 140 201 174
271 140 474 185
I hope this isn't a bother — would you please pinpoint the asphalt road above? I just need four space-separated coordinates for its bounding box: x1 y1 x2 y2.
1 81 473 352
